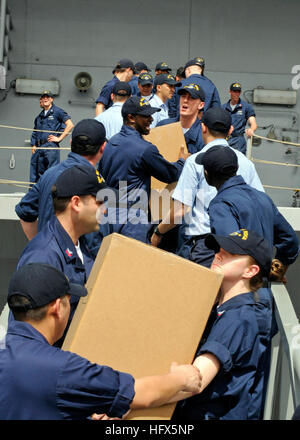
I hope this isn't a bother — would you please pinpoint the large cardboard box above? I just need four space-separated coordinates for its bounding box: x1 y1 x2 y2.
144 122 187 221
63 233 222 420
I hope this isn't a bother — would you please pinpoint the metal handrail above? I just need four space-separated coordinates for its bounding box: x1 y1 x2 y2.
263 283 300 420
0 0 7 64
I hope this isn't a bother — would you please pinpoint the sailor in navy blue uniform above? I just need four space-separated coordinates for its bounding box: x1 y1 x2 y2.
136 72 154 101
168 57 221 118
173 230 274 420
30 91 73 183
1 263 202 419
16 119 107 243
222 82 257 154
157 84 206 154
15 165 108 346
95 58 135 116
98 96 187 242
129 61 151 96
154 61 172 76
197 145 300 275
196 146 300 407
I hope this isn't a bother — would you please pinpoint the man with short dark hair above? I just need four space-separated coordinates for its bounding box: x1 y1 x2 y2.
222 82 257 154
197 145 299 280
149 73 181 127
98 96 187 242
155 61 172 75
1 262 201 419
95 58 136 116
137 72 154 101
16 119 107 240
151 107 263 266
95 81 131 139
15 165 108 346
129 61 151 95
30 90 74 183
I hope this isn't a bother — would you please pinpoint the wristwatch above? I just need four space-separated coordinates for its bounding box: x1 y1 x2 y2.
153 226 164 237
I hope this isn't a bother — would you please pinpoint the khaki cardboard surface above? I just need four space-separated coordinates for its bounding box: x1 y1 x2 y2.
144 122 187 221
63 233 223 420
144 122 187 191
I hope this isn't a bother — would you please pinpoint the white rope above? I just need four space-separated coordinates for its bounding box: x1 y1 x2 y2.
253 133 300 147
0 123 69 134
263 184 300 191
252 158 300 168
0 145 70 150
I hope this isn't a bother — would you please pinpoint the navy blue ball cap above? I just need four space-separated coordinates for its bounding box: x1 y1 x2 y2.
154 73 181 87
40 90 53 98
113 58 136 73
72 119 106 147
195 145 238 177
184 57 205 70
155 61 172 71
135 61 151 72
122 96 161 117
205 229 273 276
138 72 154 85
178 83 205 101
7 263 88 310
230 82 242 91
201 107 232 133
53 165 107 198
112 81 132 96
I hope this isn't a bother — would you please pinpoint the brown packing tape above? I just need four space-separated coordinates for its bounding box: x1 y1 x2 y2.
63 233 223 420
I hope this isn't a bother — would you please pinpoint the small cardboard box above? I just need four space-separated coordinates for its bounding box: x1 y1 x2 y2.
144 122 187 221
63 233 222 420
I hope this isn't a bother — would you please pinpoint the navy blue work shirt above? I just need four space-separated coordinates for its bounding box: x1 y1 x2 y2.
99 124 184 206
129 75 139 95
157 116 205 154
31 103 71 146
174 292 273 420
222 98 255 137
95 76 120 109
17 215 94 294
98 125 184 242
168 74 221 118
0 320 134 420
222 99 256 153
16 152 96 232
15 215 95 346
208 175 300 265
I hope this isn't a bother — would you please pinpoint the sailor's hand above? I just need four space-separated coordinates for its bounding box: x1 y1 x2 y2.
178 145 190 160
170 361 202 395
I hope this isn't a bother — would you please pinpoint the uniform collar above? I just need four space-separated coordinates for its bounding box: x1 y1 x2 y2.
39 103 54 117
152 94 166 109
226 98 242 109
111 102 124 107
183 117 201 142
7 320 50 345
187 73 202 80
67 152 93 165
49 216 85 268
217 292 257 314
217 174 245 193
120 124 142 138
202 138 228 152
